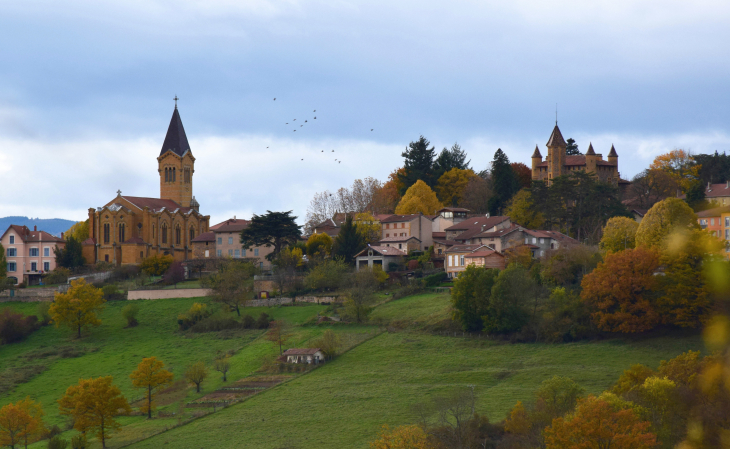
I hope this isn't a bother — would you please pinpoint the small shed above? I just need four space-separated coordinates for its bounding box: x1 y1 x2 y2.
282 348 324 364
355 245 405 272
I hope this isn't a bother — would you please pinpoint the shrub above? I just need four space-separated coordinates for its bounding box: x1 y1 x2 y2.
70 434 87 449
17 282 26 289
37 301 52 325
44 425 62 439
163 261 185 286
44 267 70 285
256 312 271 329
0 308 40 344
111 264 141 282
178 302 212 330
122 303 140 327
140 254 174 276
423 271 447 287
190 313 240 333
407 259 419 270
94 261 115 272
101 284 125 301
304 259 350 291
242 314 255 329
48 436 69 449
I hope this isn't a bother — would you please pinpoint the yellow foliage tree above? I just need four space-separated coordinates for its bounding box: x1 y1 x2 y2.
276 246 303 269
306 232 333 258
140 254 174 276
49 279 105 338
58 377 130 449
649 149 700 191
504 189 545 229
64 220 90 242
504 401 531 435
184 362 208 393
354 212 382 244
129 357 174 419
635 198 698 249
369 424 434 449
436 168 477 206
0 397 44 449
600 216 640 253
395 180 443 215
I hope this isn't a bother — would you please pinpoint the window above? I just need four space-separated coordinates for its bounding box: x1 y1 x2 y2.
152 224 156 239
9 236 14 244
162 224 168 244
104 223 110 243
173 167 176 182
254 249 259 256
726 229 729 240
140 251 144 259
217 237 222 245
118 223 125 242
217 250 222 257
205 250 209 258
460 255 465 266
711 218 715 226
31 262 37 271
386 224 390 229
175 226 181 245
386 233 389 238
242 249 247 257
228 249 233 256
532 238 536 244
260 262 264 270
7 262 16 272
234 249 240 257
29 248 39 257
726 217 730 227
44 247 50 257
524 238 528 244
540 250 544 257
539 238 544 244
437 248 442 255
228 237 233 244
7 248 16 257
190 227 195 242
105 254 109 262
43 262 50 271
700 219 708 228
398 244 402 249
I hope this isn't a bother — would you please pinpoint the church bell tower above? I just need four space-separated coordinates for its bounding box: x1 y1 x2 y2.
158 98 195 207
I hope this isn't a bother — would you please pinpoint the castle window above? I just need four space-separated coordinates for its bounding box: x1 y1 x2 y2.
118 223 125 242
189 226 195 242
162 224 168 244
175 225 181 245
173 167 176 182
104 223 110 244
152 224 156 239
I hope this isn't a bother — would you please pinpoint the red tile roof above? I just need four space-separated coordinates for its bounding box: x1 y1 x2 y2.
120 196 192 213
380 214 422 223
445 244 487 253
212 218 250 233
191 231 216 242
465 249 502 258
282 348 322 356
432 232 446 239
446 216 511 241
535 155 617 168
1 225 65 243
378 236 421 243
703 183 730 198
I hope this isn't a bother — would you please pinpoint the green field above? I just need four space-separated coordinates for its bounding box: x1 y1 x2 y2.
0 292 705 448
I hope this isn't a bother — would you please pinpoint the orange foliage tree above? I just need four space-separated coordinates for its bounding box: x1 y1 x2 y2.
0 397 44 449
369 424 434 449
544 395 657 449
511 162 533 189
372 168 404 214
129 357 174 419
580 247 661 333
649 149 699 191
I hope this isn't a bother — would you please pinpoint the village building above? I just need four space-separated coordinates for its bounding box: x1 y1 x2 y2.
464 249 506 270
313 212 393 238
380 214 433 251
282 348 324 364
1 225 66 285
698 182 730 207
444 216 511 242
697 206 730 257
355 245 405 272
431 207 470 232
82 103 210 265
444 244 491 278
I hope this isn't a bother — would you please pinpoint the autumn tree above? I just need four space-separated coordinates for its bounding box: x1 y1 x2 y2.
266 320 292 355
213 355 231 382
580 247 661 333
129 357 174 419
354 212 382 244
305 232 333 259
599 216 640 253
399 136 437 193
312 329 341 360
240 210 302 261
0 397 44 449
64 220 90 242
370 424 434 449
395 180 443 215
304 178 383 232
58 377 130 449
544 395 657 449
511 162 533 189
49 279 105 338
140 254 174 276
650 149 699 191
435 168 477 206
541 244 602 287
203 261 257 316
371 168 404 214
488 148 520 215
635 198 699 248
184 362 208 393
459 176 492 214
627 169 680 210
504 189 545 229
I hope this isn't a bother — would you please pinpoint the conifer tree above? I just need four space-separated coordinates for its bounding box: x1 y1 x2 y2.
332 215 365 264
488 148 520 215
398 136 437 194
565 138 581 155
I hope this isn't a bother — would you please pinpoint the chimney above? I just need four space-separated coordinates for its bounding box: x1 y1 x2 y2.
234 215 236 220
726 181 729 189
707 182 711 191
61 232 64 239
34 225 37 231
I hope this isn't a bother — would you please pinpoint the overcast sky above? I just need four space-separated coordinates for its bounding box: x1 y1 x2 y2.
1 0 730 225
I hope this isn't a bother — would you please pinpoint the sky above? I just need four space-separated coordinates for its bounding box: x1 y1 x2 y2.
1 0 730 226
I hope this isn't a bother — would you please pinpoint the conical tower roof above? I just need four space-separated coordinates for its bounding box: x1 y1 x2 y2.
160 107 191 157
608 144 618 157
531 145 542 158
546 124 566 147
586 143 596 155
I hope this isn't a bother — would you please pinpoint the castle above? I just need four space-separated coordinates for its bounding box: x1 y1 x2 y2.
82 103 210 265
531 124 620 185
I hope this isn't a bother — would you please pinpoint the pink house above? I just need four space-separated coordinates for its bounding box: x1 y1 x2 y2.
1 225 66 285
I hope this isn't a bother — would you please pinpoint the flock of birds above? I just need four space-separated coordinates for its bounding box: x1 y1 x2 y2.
271 97 374 164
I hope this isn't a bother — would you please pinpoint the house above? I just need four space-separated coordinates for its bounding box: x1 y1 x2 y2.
630 209 648 223
355 245 405 272
378 236 421 253
681 182 730 207
522 230 579 257
380 214 434 251
444 216 512 242
282 348 324 364
444 244 490 278
1 225 66 285
464 249 506 270
313 212 393 238
697 206 730 257
209 217 274 270
431 207 470 232
191 232 216 259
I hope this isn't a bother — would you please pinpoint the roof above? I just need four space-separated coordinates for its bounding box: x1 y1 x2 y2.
475 223 522 239
191 231 216 243
531 145 542 158
432 232 446 239
378 236 421 243
433 239 459 247
1 225 65 243
380 214 422 223
586 143 596 156
704 182 730 198
282 348 322 356
445 244 487 253
546 124 566 147
160 107 191 158
696 206 730 217
445 216 511 241
631 209 648 217
118 196 192 214
608 145 618 157
540 230 579 245
82 238 96 245
465 249 503 258
211 218 250 233
436 207 470 213
355 245 406 257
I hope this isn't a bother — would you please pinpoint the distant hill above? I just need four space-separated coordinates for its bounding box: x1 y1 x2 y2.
0 216 79 237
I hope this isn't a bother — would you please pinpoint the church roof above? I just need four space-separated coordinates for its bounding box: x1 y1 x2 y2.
160 107 191 158
531 145 542 158
586 143 596 155
608 145 618 157
120 196 192 213
546 125 566 147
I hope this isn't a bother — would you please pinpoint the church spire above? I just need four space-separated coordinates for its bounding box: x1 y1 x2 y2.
160 102 191 157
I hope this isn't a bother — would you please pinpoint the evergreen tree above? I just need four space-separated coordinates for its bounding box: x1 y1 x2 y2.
694 151 730 184
488 148 520 216
433 143 471 181
398 136 437 194
332 215 365 265
566 138 581 155
0 242 9 292
684 180 706 209
54 236 86 270
240 211 302 261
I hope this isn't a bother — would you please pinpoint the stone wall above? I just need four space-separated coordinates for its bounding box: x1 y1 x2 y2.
0 285 69 302
127 288 212 300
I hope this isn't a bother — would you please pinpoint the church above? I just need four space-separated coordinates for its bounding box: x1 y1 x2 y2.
531 124 621 185
82 103 211 265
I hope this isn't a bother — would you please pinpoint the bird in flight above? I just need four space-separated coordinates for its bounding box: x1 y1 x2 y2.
313 109 316 112
266 147 269 149
301 158 303 160
273 98 276 101
293 119 296 121
332 150 334 152
305 120 307 123
321 150 323 152
300 125 303 127
371 129 374 131
293 130 296 132
286 122 288 124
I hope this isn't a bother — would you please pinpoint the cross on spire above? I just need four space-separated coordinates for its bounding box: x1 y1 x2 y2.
174 95 179 109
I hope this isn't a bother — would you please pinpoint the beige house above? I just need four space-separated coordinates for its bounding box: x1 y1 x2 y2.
380 214 433 250
464 249 506 270
1 225 66 285
282 348 324 364
208 218 274 270
355 245 405 272
444 244 490 278
431 207 470 232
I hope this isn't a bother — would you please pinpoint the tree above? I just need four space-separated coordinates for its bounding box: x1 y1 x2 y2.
459 176 492 214
265 320 292 355
580 247 661 333
611 364 656 396
369 424 434 449
184 362 208 393
635 198 698 248
304 258 350 291
504 189 545 229
121 303 139 327
343 269 380 323
451 266 499 332
565 138 581 156
306 233 333 259
129 357 174 419
58 377 130 449
534 376 585 422
435 168 477 206
544 395 657 449
511 162 533 189
313 329 341 360
0 242 11 293
483 264 540 334
140 254 174 276
626 169 679 210
304 178 382 233
354 212 382 244
650 149 699 191
49 279 105 338
600 216 640 253
332 215 365 265
398 136 437 193
163 260 185 286
240 210 302 261
541 244 602 287
0 397 44 449
488 148 520 215
395 180 443 215
53 236 85 271
694 151 730 184
213 356 231 382
204 261 256 316
64 220 90 242
433 142 471 181
371 168 404 214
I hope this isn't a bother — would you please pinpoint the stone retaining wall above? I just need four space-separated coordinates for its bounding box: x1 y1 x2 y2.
127 288 212 300
0 285 69 302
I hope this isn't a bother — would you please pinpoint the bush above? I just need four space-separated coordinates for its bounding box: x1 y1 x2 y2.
0 308 40 344
94 261 115 272
242 314 255 329
140 254 174 276
423 271 447 287
111 264 141 282
256 312 271 329
36 301 52 325
48 436 69 449
190 312 240 333
43 267 70 285
17 282 26 289
70 435 87 449
178 302 212 330
122 303 140 327
44 425 62 439
101 284 125 301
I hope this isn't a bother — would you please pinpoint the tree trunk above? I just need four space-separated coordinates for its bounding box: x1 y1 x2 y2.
148 385 152 419
196 383 200 393
101 415 106 449
235 304 240 317
223 371 227 382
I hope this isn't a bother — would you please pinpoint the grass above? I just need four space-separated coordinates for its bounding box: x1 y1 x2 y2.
369 292 452 327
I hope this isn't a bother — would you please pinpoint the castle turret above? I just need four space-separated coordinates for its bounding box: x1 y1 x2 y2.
607 144 618 166
531 145 542 180
546 124 566 183
585 142 598 174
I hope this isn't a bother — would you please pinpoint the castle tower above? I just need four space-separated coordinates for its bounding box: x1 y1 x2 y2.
158 101 195 207
531 145 542 180
607 144 618 166
546 124 566 183
585 142 598 174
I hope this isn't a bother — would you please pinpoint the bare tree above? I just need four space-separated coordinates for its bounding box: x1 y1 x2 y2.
460 176 492 214
304 178 383 234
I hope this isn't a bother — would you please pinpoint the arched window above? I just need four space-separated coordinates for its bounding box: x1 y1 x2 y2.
175 225 181 245
152 224 156 239
161 223 168 244
118 223 125 242
173 167 176 182
103 223 110 243
189 226 195 242
164 167 168 182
